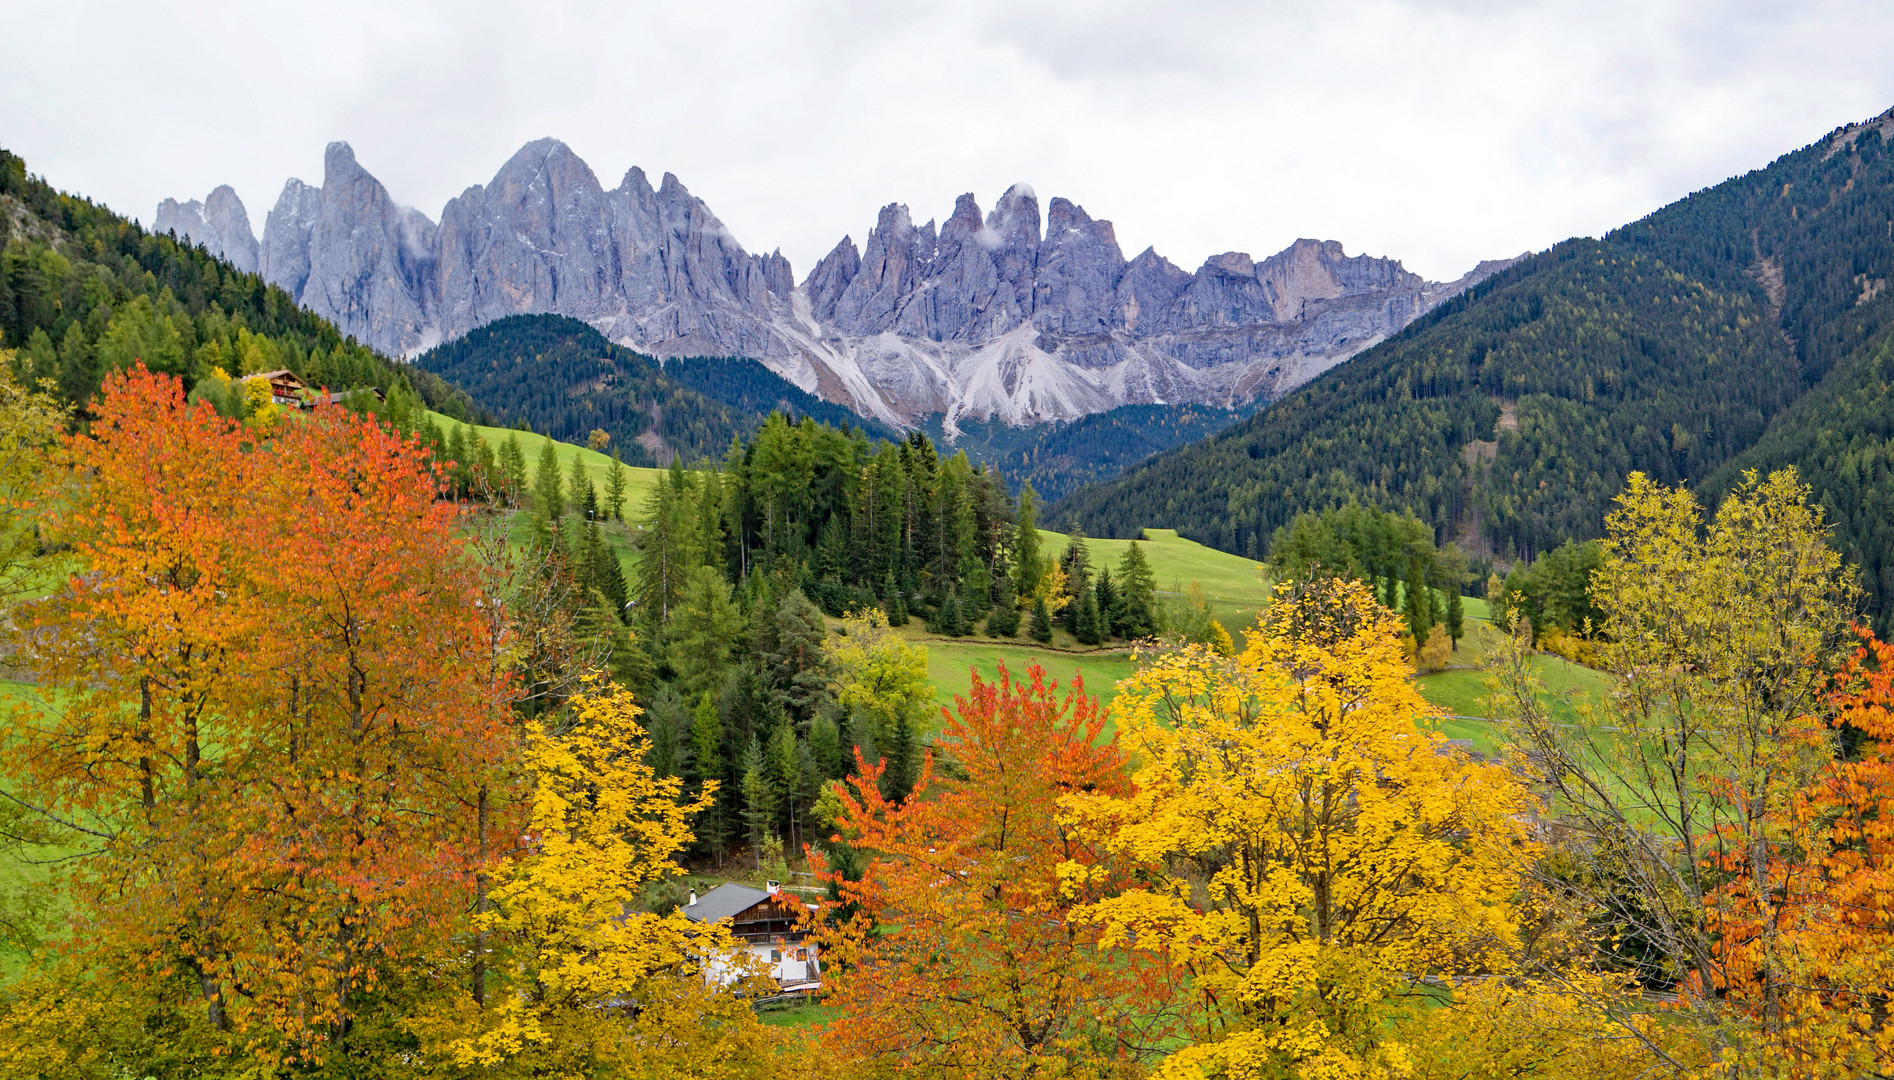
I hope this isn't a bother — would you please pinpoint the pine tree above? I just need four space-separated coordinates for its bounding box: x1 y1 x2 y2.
1029 595 1053 643
532 439 562 519
1074 580 1103 646
1094 566 1119 640
606 449 628 520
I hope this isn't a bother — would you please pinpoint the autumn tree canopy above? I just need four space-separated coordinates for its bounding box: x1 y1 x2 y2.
1067 578 1535 1079
817 664 1186 1079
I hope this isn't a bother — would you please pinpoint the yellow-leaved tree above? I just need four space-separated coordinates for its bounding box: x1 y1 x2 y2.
1065 578 1535 1079
413 679 796 1078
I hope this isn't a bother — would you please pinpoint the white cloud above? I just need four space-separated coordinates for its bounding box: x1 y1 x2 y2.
3 0 1892 282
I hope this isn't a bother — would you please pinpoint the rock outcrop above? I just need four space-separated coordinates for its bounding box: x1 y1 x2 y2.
153 185 258 274
167 141 1518 427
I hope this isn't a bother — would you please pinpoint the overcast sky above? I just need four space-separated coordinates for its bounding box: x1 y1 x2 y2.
4 0 1894 282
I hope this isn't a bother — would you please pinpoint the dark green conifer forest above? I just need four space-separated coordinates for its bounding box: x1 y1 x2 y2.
1052 115 1894 629
413 313 891 466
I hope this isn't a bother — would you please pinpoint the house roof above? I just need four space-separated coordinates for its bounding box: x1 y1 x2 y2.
243 369 305 385
681 883 773 924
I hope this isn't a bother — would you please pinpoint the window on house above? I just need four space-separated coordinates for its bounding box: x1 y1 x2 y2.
770 949 782 963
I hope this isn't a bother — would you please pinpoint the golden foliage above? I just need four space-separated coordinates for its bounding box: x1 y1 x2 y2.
1066 577 1536 1079
1415 624 1452 672
415 678 795 1077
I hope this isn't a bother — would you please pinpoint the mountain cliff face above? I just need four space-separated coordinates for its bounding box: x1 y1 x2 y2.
170 140 1512 427
153 185 259 274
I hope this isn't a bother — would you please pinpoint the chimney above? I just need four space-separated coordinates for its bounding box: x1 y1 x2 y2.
687 890 698 907
766 880 781 896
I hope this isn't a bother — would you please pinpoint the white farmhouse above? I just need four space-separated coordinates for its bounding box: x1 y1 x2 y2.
682 881 822 994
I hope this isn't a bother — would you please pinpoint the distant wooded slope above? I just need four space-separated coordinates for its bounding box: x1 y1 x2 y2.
414 314 889 467
1052 109 1894 629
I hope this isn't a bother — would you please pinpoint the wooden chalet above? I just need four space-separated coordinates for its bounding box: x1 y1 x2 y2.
242 369 310 408
240 370 385 410
681 881 822 994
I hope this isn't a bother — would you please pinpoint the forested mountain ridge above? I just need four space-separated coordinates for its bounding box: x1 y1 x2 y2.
411 313 892 466
1053 108 1894 624
926 401 1253 503
0 147 479 422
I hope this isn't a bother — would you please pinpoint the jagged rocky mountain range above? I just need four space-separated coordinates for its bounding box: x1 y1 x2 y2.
160 140 1516 427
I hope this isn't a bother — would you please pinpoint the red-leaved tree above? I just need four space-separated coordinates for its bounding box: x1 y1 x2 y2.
814 663 1187 1079
7 367 516 1060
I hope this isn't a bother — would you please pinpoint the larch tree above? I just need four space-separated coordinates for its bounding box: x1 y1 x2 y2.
532 438 562 519
606 448 628 519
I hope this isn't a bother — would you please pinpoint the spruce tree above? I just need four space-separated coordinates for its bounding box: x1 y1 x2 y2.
1116 541 1157 639
1445 588 1465 651
1094 566 1120 640
1404 555 1435 641
883 570 909 626
1029 595 1053 643
883 714 918 803
740 737 778 862
941 589 967 637
985 572 1020 637
531 439 562 519
1014 482 1043 603
690 692 731 861
768 722 805 850
592 542 629 619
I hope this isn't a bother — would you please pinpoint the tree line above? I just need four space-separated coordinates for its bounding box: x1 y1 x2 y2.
453 410 1172 868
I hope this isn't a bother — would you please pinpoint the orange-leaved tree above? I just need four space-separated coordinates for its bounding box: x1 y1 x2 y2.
4 366 517 1062
815 663 1187 1079
1709 628 1894 1077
